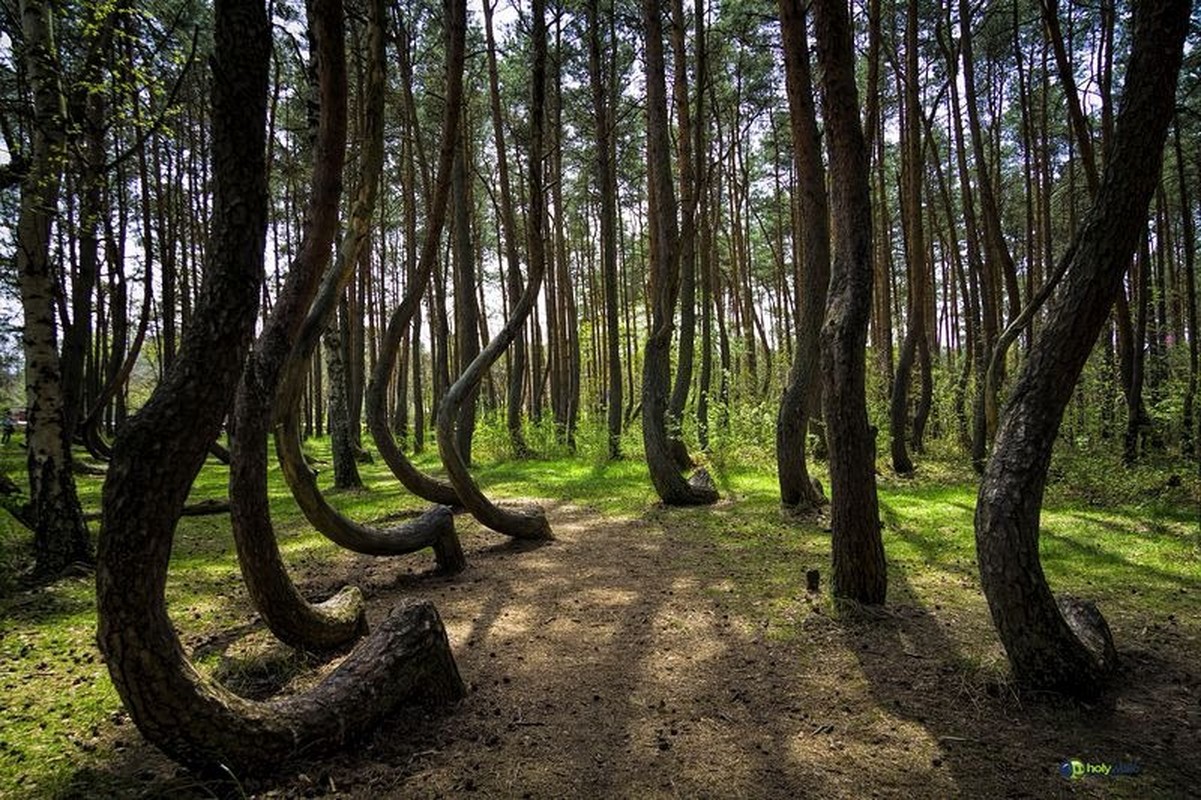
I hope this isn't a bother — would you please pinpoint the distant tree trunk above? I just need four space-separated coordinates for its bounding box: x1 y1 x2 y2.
1175 121 1198 457
97 1 462 771
889 0 928 475
666 0 697 469
812 0 886 605
975 0 1188 699
326 304 363 488
451 130 480 466
587 0 622 460
17 0 92 577
641 0 717 507
775 0 827 512
1124 234 1152 464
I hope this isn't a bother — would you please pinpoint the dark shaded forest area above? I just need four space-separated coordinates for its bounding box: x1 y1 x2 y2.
0 0 1198 796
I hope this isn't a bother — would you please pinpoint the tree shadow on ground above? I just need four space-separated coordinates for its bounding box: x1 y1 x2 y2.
847 568 1201 799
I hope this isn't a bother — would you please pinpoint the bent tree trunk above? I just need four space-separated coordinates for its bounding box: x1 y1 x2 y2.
17 0 93 577
436 0 552 540
975 0 1188 699
641 0 717 507
812 0 886 605
776 0 828 512
365 0 465 508
97 0 462 773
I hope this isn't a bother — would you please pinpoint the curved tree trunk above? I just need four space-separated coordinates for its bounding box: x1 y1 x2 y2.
97 0 465 773
17 0 93 577
641 0 717 508
775 0 828 512
812 0 886 605
436 0 553 540
975 0 1188 699
364 0 466 508
227 0 371 651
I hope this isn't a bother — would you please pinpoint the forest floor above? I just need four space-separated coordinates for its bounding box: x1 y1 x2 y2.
2 438 1199 798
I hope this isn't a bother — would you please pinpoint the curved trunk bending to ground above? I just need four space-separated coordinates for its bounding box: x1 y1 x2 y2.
974 0 1189 700
364 0 466 509
434 0 552 542
97 0 463 773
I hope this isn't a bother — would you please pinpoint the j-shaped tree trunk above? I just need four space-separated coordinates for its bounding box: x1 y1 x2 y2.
17 0 93 577
97 0 463 773
812 0 886 605
975 0 1188 699
365 0 465 508
775 0 828 513
641 0 717 507
436 0 552 540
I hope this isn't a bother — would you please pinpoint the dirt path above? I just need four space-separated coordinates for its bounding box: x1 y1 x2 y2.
68 501 1199 798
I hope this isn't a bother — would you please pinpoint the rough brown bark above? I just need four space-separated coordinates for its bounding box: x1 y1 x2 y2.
775 0 828 512
812 0 886 605
975 0 1188 699
227 0 367 652
97 0 463 773
436 0 553 539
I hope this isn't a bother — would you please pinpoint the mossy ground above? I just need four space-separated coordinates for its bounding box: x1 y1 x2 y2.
0 432 1197 797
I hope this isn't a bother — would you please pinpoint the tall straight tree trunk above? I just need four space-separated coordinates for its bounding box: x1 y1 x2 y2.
666 0 697 468
889 0 927 475
1175 121 1199 457
641 0 717 507
17 0 92 576
976 0 1188 699
776 0 828 511
812 0 886 605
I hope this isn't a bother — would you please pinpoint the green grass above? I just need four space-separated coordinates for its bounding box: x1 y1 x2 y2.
0 431 1198 795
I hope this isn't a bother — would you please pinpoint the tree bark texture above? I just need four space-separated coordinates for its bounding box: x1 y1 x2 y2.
975 0 1189 699
812 0 887 605
97 0 463 773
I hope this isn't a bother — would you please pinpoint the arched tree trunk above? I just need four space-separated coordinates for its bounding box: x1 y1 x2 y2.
812 0 886 605
775 0 828 512
975 0 1188 699
436 0 553 540
97 0 463 773
641 0 718 508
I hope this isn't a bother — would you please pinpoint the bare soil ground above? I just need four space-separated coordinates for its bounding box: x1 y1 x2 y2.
61 501 1200 799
